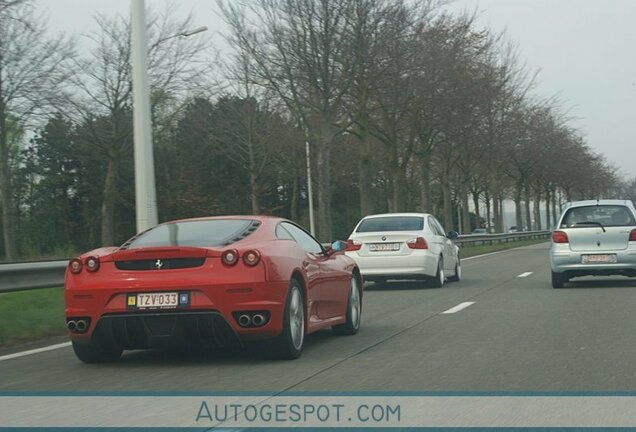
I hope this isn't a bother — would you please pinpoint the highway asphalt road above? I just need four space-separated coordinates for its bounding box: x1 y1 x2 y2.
3 242 636 392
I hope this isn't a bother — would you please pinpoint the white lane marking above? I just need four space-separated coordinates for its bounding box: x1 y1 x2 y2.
518 272 533 278
442 302 475 314
0 342 71 362
463 251 506 261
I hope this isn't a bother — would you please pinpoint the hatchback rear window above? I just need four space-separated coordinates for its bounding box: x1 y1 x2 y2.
560 205 635 228
122 219 260 248
356 216 424 232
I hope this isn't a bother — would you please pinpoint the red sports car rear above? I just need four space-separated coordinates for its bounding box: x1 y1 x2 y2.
65 216 362 362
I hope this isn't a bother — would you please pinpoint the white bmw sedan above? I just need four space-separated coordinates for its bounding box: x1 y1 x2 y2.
345 213 460 287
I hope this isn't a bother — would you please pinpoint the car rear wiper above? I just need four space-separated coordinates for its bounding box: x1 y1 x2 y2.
575 221 606 232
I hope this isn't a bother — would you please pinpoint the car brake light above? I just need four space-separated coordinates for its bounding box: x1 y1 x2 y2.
407 237 428 249
221 249 239 266
85 256 100 272
552 230 569 243
629 229 636 242
69 258 83 274
345 239 362 252
243 250 261 266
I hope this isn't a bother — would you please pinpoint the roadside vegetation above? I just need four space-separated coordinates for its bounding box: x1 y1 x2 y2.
0 287 65 348
0 0 632 263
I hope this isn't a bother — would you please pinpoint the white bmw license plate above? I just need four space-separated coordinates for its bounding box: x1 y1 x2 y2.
131 292 179 309
581 254 617 264
369 242 400 252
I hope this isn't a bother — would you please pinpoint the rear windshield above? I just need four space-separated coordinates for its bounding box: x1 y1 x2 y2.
356 216 424 232
122 219 258 248
560 205 635 228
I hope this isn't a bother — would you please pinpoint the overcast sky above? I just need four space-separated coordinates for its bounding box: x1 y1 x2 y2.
40 0 636 178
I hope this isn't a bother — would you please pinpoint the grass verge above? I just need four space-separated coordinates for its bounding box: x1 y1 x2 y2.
0 238 548 348
0 287 65 348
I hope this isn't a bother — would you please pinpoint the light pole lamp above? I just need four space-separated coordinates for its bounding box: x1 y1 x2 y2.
131 0 157 233
130 0 207 233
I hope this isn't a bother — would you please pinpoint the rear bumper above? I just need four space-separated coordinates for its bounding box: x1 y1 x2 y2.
74 311 241 350
550 246 636 277
66 280 289 347
346 251 437 279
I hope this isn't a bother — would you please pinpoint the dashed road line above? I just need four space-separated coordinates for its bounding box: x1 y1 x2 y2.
442 302 475 314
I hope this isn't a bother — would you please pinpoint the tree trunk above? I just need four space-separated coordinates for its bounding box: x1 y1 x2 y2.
357 128 372 217
249 169 260 214
392 169 406 212
290 175 299 222
461 188 470 233
420 156 431 213
442 179 453 231
315 134 332 242
101 156 118 246
484 191 492 232
514 184 523 230
472 191 480 226
524 186 532 231
545 188 552 229
551 189 558 226
248 129 260 214
492 197 503 232
533 190 541 231
0 108 17 260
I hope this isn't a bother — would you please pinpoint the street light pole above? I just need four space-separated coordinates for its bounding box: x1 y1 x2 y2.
305 140 316 236
130 1 206 234
131 0 157 233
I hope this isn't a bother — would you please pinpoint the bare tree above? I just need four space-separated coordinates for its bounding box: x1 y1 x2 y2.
0 0 74 259
220 0 357 240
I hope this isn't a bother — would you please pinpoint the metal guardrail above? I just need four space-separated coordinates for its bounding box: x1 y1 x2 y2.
454 230 551 247
0 231 550 293
0 260 67 293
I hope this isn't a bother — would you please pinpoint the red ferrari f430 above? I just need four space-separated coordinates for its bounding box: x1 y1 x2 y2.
64 216 362 362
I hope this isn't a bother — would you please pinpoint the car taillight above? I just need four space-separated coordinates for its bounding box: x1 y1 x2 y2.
345 239 362 251
552 230 569 243
629 229 636 242
69 258 83 274
221 249 239 266
407 237 428 249
243 250 261 266
85 256 100 272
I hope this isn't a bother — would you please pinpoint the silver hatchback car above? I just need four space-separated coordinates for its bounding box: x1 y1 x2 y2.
550 200 636 288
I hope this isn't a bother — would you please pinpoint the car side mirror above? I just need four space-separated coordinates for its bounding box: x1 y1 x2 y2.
330 240 347 253
447 231 459 240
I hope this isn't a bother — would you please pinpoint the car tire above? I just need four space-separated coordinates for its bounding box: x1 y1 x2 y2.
269 279 305 360
72 341 122 363
447 257 461 282
430 257 445 288
551 271 568 288
333 275 362 336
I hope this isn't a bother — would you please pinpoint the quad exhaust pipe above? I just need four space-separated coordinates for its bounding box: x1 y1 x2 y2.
252 314 265 327
76 319 87 332
236 312 269 328
238 314 252 327
67 318 89 333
